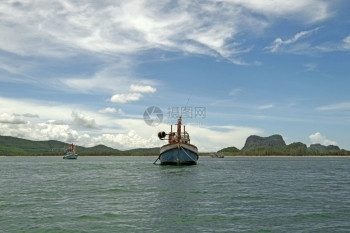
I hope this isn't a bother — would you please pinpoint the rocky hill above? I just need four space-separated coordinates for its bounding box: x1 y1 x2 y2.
242 134 286 151
218 134 349 156
308 144 340 151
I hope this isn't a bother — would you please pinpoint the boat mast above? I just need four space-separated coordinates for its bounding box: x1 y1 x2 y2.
177 116 182 142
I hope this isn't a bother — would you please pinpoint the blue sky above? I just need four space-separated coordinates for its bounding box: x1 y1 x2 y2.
0 0 349 151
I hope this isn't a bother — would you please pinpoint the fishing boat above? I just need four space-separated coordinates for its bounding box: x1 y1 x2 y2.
156 116 198 165
210 152 224 158
63 143 78 159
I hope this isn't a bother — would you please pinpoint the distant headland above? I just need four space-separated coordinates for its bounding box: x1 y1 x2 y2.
0 135 349 156
218 134 350 156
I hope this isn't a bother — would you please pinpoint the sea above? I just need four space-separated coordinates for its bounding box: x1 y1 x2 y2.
1 156 350 233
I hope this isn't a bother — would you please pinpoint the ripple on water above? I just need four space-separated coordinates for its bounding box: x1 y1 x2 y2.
1 156 350 232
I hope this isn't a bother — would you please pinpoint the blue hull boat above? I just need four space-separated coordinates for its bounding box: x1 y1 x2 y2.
159 143 198 165
156 116 198 165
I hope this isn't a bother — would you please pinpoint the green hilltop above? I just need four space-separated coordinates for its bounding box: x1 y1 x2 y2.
0 136 158 156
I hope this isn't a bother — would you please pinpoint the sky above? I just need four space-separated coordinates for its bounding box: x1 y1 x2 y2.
0 0 349 152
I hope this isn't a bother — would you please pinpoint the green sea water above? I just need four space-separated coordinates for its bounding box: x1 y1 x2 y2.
1 156 350 232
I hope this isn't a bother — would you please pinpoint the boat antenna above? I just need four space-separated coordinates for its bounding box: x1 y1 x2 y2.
184 96 191 110
180 96 191 122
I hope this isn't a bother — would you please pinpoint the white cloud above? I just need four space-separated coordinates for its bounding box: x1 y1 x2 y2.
60 62 135 94
0 120 81 143
303 63 318 71
0 0 337 103
71 111 99 129
189 124 262 151
309 132 337 146
87 119 262 151
90 130 160 150
265 28 320 53
59 61 159 95
0 113 27 124
0 0 333 65
83 118 164 149
130 84 156 93
258 104 275 110
0 95 110 133
342 35 350 50
98 107 116 114
0 95 263 151
267 33 350 55
313 35 350 53
108 84 156 104
229 88 242 96
0 97 97 143
46 120 66 125
316 102 350 111
224 0 331 22
117 109 125 115
0 96 75 122
0 116 154 150
98 107 125 115
22 113 39 118
110 93 142 104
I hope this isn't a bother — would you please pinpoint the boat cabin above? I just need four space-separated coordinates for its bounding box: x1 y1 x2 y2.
158 116 191 144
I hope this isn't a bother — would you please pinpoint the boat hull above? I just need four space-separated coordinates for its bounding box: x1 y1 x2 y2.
63 153 78 159
159 143 198 165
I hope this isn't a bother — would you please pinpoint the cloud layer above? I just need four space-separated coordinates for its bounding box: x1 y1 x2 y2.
0 0 333 61
309 132 337 146
0 95 263 150
0 0 338 97
316 102 350 111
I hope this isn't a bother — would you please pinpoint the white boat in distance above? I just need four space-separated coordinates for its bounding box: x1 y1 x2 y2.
63 143 78 159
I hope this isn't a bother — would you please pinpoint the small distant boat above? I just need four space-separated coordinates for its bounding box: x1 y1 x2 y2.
155 116 198 165
63 143 78 159
210 152 224 158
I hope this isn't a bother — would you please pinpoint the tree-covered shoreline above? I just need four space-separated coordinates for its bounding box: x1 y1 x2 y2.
1 135 349 156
